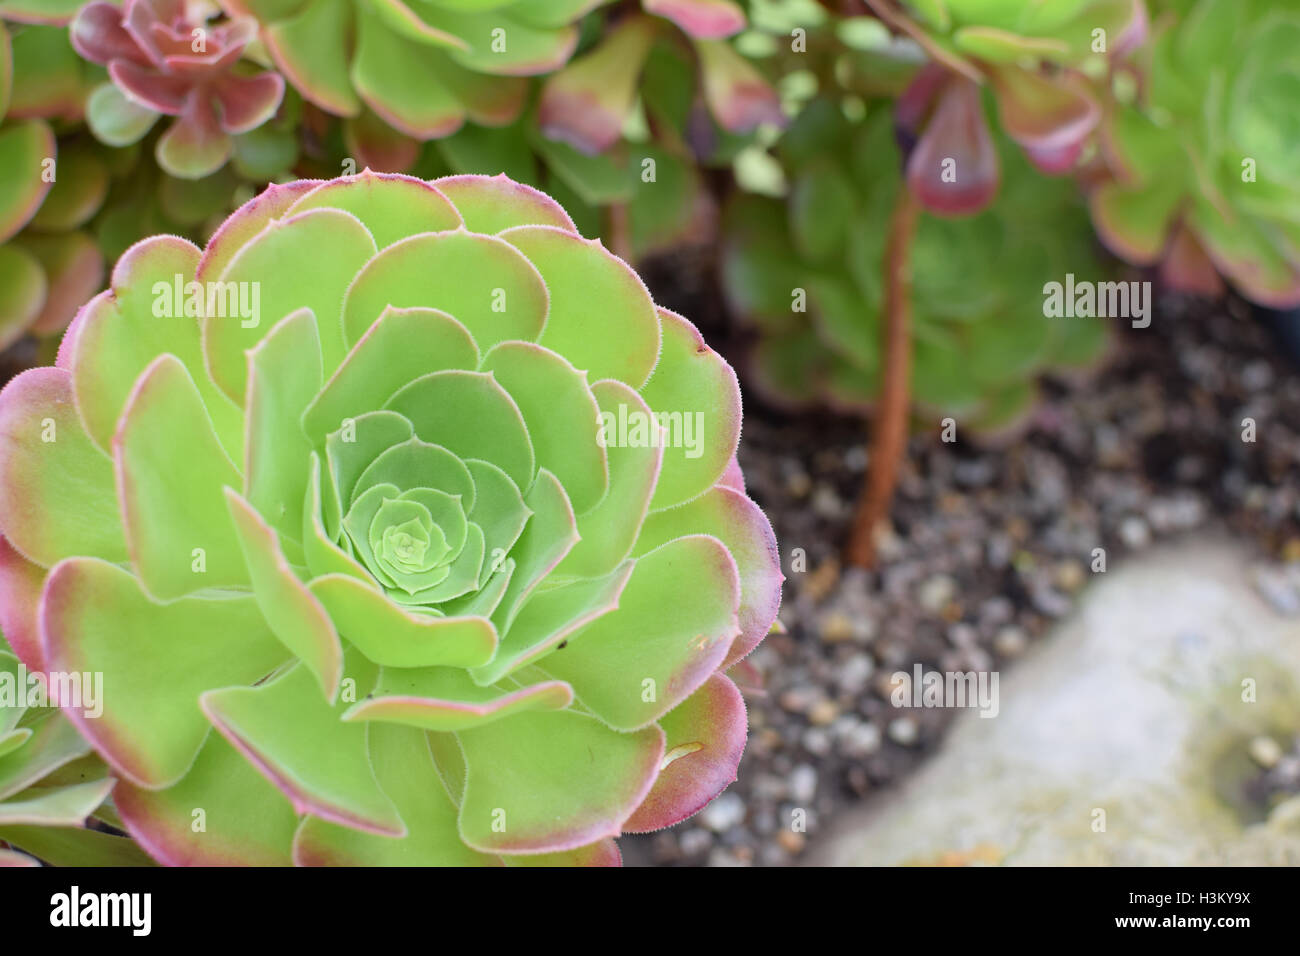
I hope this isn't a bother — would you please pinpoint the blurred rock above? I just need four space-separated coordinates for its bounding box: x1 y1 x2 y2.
814 541 1300 866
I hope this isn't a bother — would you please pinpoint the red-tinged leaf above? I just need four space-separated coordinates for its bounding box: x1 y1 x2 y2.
906 77 999 217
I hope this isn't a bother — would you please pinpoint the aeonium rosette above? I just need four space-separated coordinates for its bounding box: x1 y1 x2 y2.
0 171 782 865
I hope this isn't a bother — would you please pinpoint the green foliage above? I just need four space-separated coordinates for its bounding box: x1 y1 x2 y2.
723 99 1110 434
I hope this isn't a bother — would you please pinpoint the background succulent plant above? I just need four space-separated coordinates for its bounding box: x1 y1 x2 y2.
1089 0 1300 307
73 0 285 179
869 0 1144 215
723 99 1110 436
0 170 781 865
0 17 107 348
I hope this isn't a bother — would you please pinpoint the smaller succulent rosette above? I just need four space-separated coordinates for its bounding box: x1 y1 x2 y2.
72 0 284 178
1090 0 1300 307
0 171 781 865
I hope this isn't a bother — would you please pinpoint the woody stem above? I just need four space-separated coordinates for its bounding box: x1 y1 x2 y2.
846 187 920 568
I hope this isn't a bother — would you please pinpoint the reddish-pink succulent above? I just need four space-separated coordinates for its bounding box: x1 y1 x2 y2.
71 0 284 178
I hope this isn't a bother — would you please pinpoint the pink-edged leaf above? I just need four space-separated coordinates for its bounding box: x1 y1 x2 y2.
537 16 656 155
224 489 343 701
69 1 151 67
40 557 289 789
107 59 189 113
989 64 1099 157
623 672 746 832
1159 226 1225 299
456 708 664 854
640 308 741 509
0 536 46 672
644 0 745 39
201 652 405 837
212 71 285 134
114 354 248 600
906 77 999 217
718 455 745 493
342 667 573 732
0 367 127 569
634 485 781 669
285 170 462 250
263 0 361 117
434 173 577 234
343 111 421 174
196 178 323 284
156 92 232 178
694 37 784 134
503 838 622 866
292 723 499 866
537 535 740 731
21 232 106 337
115 732 298 866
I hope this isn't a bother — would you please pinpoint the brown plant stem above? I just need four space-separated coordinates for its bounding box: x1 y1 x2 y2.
846 187 920 568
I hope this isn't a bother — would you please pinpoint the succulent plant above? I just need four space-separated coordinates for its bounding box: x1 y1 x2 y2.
72 0 285 179
0 19 107 347
223 0 596 143
1089 0 1300 307
0 170 781 865
869 0 1144 214
723 99 1109 435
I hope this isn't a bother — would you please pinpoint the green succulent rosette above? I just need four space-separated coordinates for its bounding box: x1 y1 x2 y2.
1091 0 1300 306
723 99 1110 435
0 171 781 865
221 0 602 141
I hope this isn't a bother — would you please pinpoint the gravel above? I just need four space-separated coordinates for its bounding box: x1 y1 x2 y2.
622 290 1300 866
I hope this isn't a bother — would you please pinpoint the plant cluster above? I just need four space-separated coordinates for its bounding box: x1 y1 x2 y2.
0 0 1293 865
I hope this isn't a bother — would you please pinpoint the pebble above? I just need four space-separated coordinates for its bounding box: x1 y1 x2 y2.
1054 560 1086 593
993 626 1029 658
807 699 839 726
836 654 875 695
678 828 712 857
1119 516 1152 550
789 764 818 803
819 610 855 644
918 574 958 614
888 717 920 747
839 721 883 758
776 830 807 854
699 793 747 833
802 727 832 756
